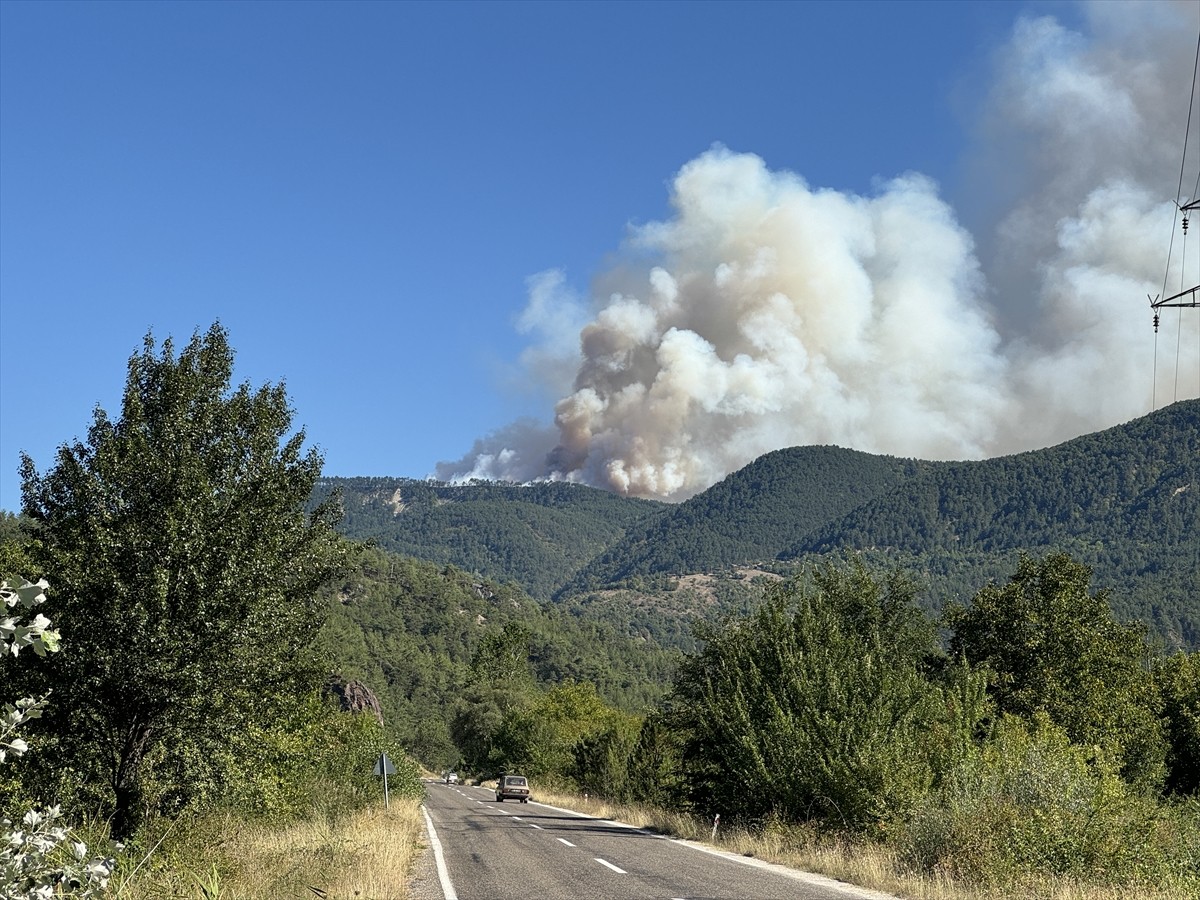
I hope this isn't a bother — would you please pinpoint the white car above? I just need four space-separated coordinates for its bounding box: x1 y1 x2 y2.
445 772 459 784
495 774 530 802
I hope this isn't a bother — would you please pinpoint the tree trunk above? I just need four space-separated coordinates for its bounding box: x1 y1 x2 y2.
111 723 152 840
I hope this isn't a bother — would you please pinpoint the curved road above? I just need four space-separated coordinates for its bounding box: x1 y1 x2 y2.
419 779 897 900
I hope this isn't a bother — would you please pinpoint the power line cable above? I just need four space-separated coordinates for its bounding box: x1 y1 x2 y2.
1154 20 1200 408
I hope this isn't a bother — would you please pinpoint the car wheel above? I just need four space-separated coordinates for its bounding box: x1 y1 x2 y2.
521 798 528 803
496 796 503 802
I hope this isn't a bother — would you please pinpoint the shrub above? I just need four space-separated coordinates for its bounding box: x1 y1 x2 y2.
900 714 1200 890
2 577 118 899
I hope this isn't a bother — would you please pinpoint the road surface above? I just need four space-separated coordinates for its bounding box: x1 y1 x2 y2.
417 779 897 900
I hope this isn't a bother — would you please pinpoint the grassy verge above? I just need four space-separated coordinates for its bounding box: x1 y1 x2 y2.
107 797 426 900
529 786 1197 900
92 776 1197 900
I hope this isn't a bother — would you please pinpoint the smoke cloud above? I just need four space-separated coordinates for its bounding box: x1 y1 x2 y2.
437 1 1200 501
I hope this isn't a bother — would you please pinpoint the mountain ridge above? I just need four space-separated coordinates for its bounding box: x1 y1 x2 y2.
318 399 1199 647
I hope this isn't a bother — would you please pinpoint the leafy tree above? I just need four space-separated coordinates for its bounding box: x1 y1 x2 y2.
670 563 947 830
450 621 537 774
945 552 1167 790
470 623 535 688
16 324 346 837
624 712 686 808
0 513 38 588
571 722 636 800
0 512 29 547
450 689 510 775
502 681 631 779
1155 651 1200 795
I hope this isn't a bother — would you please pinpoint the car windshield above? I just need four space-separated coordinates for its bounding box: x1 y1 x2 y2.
505 777 527 786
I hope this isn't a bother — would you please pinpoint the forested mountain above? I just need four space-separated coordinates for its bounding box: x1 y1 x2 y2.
560 401 1199 646
786 399 1199 645
314 545 680 764
559 446 923 594
793 399 1198 557
316 400 1199 649
310 477 664 599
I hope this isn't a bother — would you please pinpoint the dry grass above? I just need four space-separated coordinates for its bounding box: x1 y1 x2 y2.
530 786 1198 900
110 798 426 900
106 781 1195 900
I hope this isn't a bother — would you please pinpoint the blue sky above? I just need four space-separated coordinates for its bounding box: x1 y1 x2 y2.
2 0 1196 509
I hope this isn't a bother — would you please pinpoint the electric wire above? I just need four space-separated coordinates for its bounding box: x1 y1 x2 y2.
1173 28 1200 209
1154 22 1200 408
1185 23 1200 402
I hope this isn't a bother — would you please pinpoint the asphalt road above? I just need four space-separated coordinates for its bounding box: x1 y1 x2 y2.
419 779 897 900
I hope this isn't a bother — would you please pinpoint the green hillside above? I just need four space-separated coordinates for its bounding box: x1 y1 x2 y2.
559 445 921 595
788 399 1200 645
315 544 680 765
312 401 1199 650
311 477 664 600
794 399 1198 556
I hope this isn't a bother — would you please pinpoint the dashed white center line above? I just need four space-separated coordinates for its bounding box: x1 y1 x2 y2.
557 838 575 847
595 858 627 874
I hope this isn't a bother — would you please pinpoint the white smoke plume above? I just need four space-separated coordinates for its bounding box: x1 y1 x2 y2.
437 1 1200 501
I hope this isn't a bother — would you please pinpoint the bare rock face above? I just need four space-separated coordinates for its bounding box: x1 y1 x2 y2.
325 675 384 725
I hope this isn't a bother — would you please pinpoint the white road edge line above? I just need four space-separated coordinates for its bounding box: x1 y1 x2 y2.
595 858 627 874
557 838 575 847
530 801 897 900
421 804 459 900
665 837 898 899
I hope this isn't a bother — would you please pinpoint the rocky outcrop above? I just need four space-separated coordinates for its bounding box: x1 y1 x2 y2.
324 675 384 725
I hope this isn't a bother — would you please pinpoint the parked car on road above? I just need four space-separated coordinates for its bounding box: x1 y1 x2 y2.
495 774 530 803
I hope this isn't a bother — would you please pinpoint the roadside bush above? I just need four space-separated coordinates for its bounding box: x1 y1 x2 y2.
213 698 423 822
2 576 118 899
899 714 1200 891
624 713 687 809
105 704 423 892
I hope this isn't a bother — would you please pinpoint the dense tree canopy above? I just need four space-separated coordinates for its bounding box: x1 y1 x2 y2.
16 323 346 836
1153 650 1200 796
315 477 664 600
669 564 964 829
945 553 1167 789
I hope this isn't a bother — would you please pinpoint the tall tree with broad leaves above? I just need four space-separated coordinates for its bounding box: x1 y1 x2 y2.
18 323 347 838
670 563 956 830
1155 650 1200 795
944 552 1167 791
